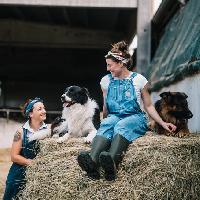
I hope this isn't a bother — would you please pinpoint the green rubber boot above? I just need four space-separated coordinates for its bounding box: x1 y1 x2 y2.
99 134 130 181
77 135 110 180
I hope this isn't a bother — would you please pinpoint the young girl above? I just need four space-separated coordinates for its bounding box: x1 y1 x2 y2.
3 97 48 200
78 41 176 181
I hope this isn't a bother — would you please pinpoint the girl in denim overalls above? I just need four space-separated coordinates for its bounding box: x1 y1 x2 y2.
78 41 176 181
3 98 47 200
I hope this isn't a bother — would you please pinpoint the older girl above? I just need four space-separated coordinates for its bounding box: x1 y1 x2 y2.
78 41 176 181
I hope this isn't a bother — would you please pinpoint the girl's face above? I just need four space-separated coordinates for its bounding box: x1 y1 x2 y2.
29 102 46 122
106 58 123 77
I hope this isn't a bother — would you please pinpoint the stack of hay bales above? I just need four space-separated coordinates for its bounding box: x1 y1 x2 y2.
18 132 200 200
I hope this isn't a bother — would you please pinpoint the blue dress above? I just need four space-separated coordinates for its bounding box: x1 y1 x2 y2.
3 128 40 200
97 72 148 142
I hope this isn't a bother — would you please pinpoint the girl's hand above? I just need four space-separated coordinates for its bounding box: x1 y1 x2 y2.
161 121 177 133
26 159 32 166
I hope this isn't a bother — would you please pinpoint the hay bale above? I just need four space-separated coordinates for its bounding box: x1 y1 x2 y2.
18 133 200 200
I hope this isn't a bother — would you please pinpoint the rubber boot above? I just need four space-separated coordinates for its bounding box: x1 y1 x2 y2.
77 135 110 180
99 134 130 181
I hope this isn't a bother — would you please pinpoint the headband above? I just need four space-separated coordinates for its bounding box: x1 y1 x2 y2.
24 97 43 117
105 51 130 64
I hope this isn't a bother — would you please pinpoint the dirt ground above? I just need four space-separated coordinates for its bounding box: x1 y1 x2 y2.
0 148 12 199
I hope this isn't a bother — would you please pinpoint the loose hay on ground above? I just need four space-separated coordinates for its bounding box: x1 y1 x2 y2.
18 133 200 200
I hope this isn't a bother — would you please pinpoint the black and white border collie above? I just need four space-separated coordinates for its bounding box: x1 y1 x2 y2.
29 86 100 143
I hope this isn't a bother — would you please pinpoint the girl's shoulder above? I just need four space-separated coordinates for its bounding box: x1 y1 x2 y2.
100 74 111 91
16 127 23 134
101 74 111 81
132 72 147 81
131 72 146 79
132 73 148 89
13 127 23 142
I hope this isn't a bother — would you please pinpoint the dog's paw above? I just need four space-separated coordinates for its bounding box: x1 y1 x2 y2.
83 136 93 144
84 130 96 144
57 137 64 143
56 134 69 143
52 134 59 139
83 137 89 144
176 130 190 138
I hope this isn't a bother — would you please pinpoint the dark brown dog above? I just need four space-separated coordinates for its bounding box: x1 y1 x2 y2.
154 92 193 137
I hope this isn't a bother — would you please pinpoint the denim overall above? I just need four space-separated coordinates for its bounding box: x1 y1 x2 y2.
97 72 148 142
3 129 40 200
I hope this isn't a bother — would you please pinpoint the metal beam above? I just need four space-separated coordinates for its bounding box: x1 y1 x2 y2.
0 0 137 8
0 20 124 48
136 0 152 75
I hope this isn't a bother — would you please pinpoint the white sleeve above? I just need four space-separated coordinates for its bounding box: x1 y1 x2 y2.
134 74 148 90
100 75 110 91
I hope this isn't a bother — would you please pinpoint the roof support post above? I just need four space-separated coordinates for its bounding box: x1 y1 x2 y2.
136 0 152 75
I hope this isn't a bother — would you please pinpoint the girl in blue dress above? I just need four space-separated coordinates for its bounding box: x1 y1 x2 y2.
3 98 48 200
78 41 176 181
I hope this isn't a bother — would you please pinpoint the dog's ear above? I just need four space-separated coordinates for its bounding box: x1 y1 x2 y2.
77 87 89 105
64 87 69 93
82 87 89 96
160 92 171 99
180 92 188 99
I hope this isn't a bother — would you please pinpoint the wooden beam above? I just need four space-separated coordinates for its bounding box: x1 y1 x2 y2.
136 0 152 75
0 20 124 48
0 0 137 8
62 8 71 25
11 7 26 19
126 11 137 43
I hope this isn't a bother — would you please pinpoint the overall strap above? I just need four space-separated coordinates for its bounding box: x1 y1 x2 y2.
129 72 142 112
106 74 114 114
130 72 137 79
107 73 113 82
20 128 28 158
22 128 27 147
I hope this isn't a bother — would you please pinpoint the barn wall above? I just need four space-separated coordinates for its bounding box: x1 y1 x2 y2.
151 73 200 133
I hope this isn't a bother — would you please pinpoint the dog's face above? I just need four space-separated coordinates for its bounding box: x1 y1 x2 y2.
61 86 89 107
160 92 193 119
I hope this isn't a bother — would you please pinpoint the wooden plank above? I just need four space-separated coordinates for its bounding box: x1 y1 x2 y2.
0 0 137 8
0 20 124 48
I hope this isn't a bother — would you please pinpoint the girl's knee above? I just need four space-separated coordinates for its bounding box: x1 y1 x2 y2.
113 124 121 134
114 119 131 133
100 115 120 128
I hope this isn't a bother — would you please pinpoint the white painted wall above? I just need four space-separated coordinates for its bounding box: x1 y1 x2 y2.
151 73 200 133
0 118 22 148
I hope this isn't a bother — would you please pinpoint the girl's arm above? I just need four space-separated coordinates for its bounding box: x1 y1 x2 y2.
102 88 108 119
141 84 176 133
11 128 32 166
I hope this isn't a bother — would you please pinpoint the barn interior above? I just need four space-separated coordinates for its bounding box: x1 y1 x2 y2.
0 4 137 119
